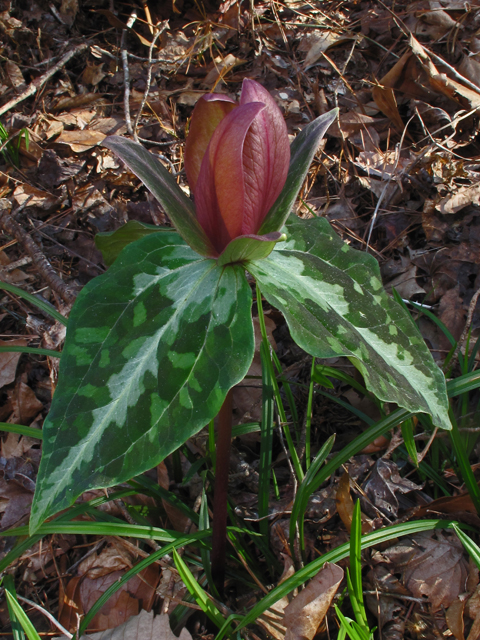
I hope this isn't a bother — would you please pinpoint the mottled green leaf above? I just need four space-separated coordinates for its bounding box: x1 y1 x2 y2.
103 136 214 256
95 220 168 266
259 109 338 235
248 217 450 430
30 231 254 533
217 232 286 266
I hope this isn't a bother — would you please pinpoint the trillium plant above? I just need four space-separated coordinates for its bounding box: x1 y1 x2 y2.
31 79 449 582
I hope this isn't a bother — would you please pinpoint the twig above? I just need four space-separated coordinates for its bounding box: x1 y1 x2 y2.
0 44 88 118
133 22 168 143
16 595 73 639
365 115 415 251
0 208 77 304
451 287 480 364
121 12 138 136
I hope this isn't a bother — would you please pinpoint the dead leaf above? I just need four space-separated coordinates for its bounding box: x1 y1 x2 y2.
380 531 468 610
410 35 480 109
436 183 480 214
82 63 106 87
60 0 78 27
203 53 246 87
371 84 405 132
299 31 355 69
5 60 26 92
0 339 27 388
336 472 354 532
446 597 466 640
7 379 44 424
13 183 59 210
283 563 344 640
55 129 106 153
364 458 423 518
459 56 480 91
157 461 190 531
55 610 193 640
386 264 426 299
53 94 104 112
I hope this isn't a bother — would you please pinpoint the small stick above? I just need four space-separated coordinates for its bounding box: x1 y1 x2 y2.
0 209 77 304
133 22 168 143
0 44 87 118
121 12 138 136
211 389 234 596
451 287 480 364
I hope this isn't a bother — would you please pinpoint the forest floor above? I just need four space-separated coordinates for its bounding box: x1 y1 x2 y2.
1 0 480 638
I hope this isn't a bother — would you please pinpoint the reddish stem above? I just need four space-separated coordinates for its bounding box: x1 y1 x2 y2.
211 389 233 596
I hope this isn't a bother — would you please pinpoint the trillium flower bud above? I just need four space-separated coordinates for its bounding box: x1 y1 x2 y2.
185 79 290 256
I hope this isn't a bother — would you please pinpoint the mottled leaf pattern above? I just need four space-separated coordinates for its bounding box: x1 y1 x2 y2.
248 217 450 430
30 231 254 533
95 220 167 266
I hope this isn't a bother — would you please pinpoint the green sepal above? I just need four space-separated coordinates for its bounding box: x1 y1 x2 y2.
30 232 254 533
248 216 450 430
217 232 286 266
95 220 173 266
259 109 338 235
103 136 215 257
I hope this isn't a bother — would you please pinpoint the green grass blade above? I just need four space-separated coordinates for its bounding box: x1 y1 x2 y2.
289 434 335 554
401 418 418 466
349 501 368 629
453 523 480 570
447 370 480 396
79 531 213 634
449 408 480 513
199 489 218 598
0 281 68 326
257 283 303 482
305 358 315 467
3 575 25 640
0 346 60 358
173 549 226 630
0 423 43 439
5 592 42 640
234 519 459 633
258 340 275 539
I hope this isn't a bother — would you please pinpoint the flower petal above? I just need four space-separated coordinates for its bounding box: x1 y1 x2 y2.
239 79 290 235
195 101 265 255
184 94 237 191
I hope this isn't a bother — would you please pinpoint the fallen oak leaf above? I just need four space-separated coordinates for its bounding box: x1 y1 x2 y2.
283 563 344 640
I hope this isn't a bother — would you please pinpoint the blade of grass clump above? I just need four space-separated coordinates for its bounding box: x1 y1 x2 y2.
173 549 227 630
258 339 275 540
229 519 461 637
79 530 215 635
335 607 372 640
257 283 303 482
200 489 219 598
289 434 335 557
347 501 369 631
305 357 315 468
0 423 43 439
448 408 480 514
0 281 68 326
401 418 418 467
313 365 382 411
453 523 480 570
0 488 137 574
4 592 42 640
128 476 199 524
3 575 25 640
0 346 60 358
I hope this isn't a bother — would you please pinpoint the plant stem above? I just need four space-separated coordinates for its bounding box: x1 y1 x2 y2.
211 389 233 596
